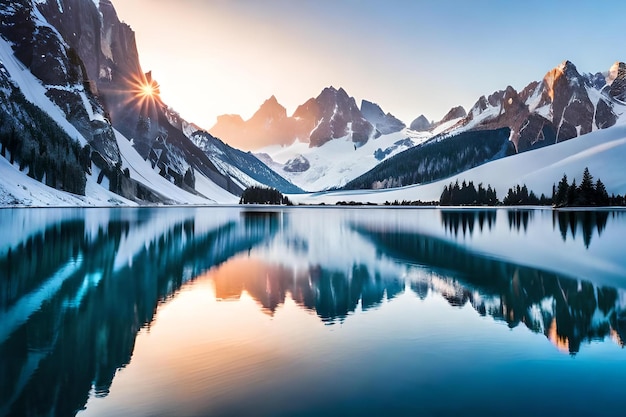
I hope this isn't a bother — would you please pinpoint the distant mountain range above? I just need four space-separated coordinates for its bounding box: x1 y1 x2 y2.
210 87 403 151
0 0 625 204
341 59 626 193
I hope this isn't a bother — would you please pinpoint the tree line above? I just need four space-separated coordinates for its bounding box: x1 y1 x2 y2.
239 186 292 205
343 128 514 190
438 168 624 207
0 88 86 195
440 181 499 206
552 168 610 207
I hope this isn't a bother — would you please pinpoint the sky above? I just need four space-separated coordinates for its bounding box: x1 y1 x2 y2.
113 0 626 131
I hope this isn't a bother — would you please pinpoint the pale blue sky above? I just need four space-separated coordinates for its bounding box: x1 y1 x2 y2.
115 0 625 130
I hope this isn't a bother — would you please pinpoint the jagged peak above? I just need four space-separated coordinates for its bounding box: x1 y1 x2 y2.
608 61 626 84
360 99 382 111
543 60 584 100
265 94 279 104
557 60 575 71
259 94 284 110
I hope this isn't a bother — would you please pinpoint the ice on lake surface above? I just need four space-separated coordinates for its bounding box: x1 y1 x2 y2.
1 207 626 417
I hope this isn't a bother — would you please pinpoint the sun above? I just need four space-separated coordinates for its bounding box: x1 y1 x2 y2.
117 71 162 117
139 83 155 98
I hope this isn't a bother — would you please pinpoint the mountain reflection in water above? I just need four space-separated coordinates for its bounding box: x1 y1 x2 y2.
1 207 625 417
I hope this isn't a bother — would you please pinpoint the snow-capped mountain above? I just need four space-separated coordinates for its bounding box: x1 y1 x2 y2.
256 128 431 191
189 130 303 194
210 87 391 151
343 60 626 193
0 0 302 205
293 120 626 204
449 60 624 152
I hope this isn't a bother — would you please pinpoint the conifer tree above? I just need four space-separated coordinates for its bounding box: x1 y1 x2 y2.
578 167 595 206
595 179 609 206
555 174 569 207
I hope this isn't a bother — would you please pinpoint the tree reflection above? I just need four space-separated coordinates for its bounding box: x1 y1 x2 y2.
507 209 533 232
355 225 626 355
440 210 497 237
0 209 275 417
552 210 610 248
2 208 626 417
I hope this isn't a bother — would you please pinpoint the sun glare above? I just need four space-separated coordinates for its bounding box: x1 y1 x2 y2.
140 83 155 98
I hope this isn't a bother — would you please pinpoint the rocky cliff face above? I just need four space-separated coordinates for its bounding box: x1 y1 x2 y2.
0 0 122 178
607 61 626 101
0 0 244 202
41 0 241 195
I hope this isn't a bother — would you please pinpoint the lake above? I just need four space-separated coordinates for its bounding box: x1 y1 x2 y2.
1 206 626 417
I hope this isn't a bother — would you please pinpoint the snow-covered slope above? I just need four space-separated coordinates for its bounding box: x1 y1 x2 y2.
0 0 244 206
114 130 238 204
0 37 87 146
291 123 626 204
0 127 240 206
257 128 431 191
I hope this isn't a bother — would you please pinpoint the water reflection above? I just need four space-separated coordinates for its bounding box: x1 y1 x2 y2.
212 258 403 323
0 208 272 417
552 210 611 248
1 207 626 417
507 209 533 232
440 209 497 237
353 223 626 354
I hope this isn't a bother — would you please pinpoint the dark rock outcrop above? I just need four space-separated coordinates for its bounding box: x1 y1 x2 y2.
409 115 432 131
283 155 310 173
360 100 405 135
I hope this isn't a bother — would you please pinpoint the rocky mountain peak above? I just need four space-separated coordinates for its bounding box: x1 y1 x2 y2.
543 60 584 101
361 100 405 135
251 95 287 121
440 106 467 124
410 115 432 132
607 62 625 83
607 62 626 101
308 86 376 147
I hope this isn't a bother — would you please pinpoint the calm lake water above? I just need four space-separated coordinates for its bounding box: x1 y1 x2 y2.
1 206 626 417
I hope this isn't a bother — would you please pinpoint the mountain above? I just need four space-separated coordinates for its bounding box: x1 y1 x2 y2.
209 95 298 151
294 122 626 204
607 61 626 101
360 100 405 135
256 128 431 191
189 130 303 194
210 87 387 151
343 60 626 192
0 0 302 205
410 115 432 132
461 60 620 152
431 105 467 131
